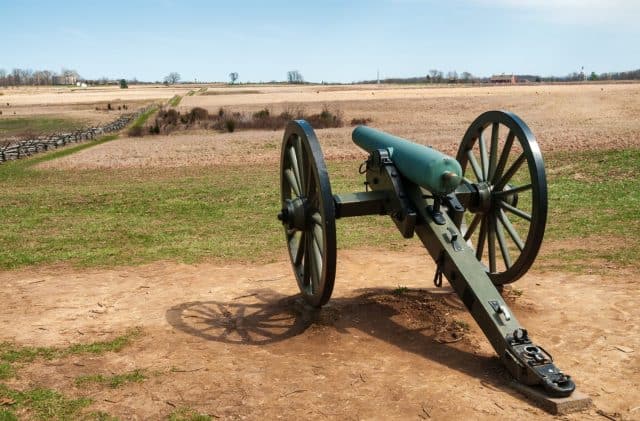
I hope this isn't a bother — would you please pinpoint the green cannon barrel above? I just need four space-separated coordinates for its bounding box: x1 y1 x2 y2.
352 126 462 195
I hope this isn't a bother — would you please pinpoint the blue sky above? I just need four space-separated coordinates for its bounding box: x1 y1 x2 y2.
1 0 638 83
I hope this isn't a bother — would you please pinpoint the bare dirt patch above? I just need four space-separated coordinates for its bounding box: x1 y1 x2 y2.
1 249 637 419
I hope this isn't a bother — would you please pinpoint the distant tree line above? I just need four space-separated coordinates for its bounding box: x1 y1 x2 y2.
0 68 82 86
360 68 640 84
3 66 640 87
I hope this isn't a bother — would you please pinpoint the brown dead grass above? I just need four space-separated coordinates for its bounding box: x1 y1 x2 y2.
39 83 640 170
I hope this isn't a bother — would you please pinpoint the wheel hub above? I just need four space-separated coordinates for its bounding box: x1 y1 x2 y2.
465 181 493 214
278 197 311 231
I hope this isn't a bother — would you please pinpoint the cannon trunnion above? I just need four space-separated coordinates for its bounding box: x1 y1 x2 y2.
277 111 575 400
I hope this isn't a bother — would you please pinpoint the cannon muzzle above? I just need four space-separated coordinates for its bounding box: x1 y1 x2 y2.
352 126 462 195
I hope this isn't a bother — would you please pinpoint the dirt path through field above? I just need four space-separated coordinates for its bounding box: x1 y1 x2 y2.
1 249 637 420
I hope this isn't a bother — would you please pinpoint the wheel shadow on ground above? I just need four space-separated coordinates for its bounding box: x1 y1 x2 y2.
166 287 526 402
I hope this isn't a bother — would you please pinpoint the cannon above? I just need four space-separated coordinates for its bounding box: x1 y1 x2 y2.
276 110 576 399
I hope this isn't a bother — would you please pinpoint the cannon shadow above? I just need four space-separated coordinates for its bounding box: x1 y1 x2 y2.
166 287 523 400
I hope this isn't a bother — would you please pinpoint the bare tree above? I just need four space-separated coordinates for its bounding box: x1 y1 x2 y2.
447 71 458 82
287 70 304 84
164 72 181 84
229 72 239 84
461 71 473 82
61 68 80 79
429 69 439 83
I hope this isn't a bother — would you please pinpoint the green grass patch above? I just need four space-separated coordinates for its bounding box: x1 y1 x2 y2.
0 149 637 273
168 407 212 421
541 149 640 267
0 409 18 421
186 91 195 97
0 363 14 380
168 95 182 107
75 369 147 389
0 384 91 420
0 328 142 364
88 412 119 421
129 106 159 129
0 159 404 269
0 134 118 179
392 285 409 296
0 117 86 138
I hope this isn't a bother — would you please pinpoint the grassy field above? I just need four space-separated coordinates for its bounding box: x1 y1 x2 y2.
0 143 637 272
0 328 142 420
0 117 86 138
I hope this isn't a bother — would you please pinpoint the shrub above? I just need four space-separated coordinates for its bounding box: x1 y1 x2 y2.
225 119 236 133
161 109 179 125
119 79 128 89
218 107 225 117
351 117 373 126
188 107 209 122
306 106 343 129
253 108 270 119
107 103 112 110
127 125 144 137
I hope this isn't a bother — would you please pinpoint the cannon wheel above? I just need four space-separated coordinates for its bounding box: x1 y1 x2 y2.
455 111 547 285
278 120 337 307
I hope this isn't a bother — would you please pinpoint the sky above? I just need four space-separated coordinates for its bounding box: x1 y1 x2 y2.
1 0 639 83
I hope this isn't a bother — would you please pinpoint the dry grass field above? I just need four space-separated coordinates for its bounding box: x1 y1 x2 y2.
1 83 639 420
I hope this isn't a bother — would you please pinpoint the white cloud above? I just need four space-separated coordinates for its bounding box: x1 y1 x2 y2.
470 0 640 25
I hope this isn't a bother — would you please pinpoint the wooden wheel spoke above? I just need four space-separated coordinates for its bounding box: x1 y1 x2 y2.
294 136 306 194
287 146 303 193
312 236 323 277
488 122 499 181
476 216 487 261
293 232 306 266
488 217 496 273
313 222 324 251
494 183 532 196
495 153 525 191
305 164 316 197
478 132 489 181
467 149 484 182
495 218 512 269
284 169 300 197
303 237 311 287
464 213 482 241
500 200 531 221
491 130 515 184
497 209 524 251
310 233 323 292
311 212 322 225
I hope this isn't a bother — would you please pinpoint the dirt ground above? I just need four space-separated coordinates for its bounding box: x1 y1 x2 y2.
3 83 640 419
1 248 638 420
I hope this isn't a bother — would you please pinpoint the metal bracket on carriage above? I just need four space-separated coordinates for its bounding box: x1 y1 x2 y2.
365 149 416 238
503 328 576 398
